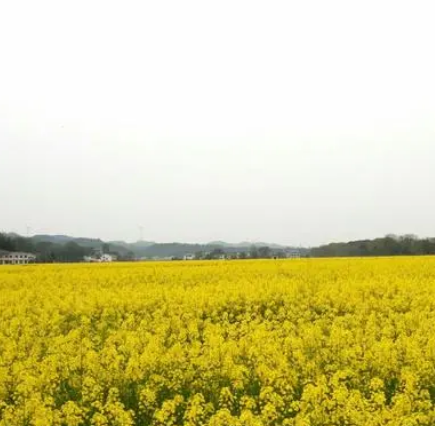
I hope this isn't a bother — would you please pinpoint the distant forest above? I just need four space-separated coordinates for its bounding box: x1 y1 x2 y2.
311 234 435 257
0 233 134 263
0 233 299 262
2 232 435 262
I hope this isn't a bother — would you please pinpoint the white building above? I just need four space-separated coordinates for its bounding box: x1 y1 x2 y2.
83 256 99 262
101 253 116 262
183 253 195 260
84 253 117 263
285 248 301 258
0 251 36 265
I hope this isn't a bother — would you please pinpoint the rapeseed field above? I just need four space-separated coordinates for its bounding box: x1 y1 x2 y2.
1 258 435 425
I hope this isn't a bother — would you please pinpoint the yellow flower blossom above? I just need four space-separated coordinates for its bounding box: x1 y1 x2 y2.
1 258 435 425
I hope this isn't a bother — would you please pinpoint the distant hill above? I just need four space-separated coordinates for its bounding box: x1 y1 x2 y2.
208 241 286 249
30 236 293 258
207 241 232 247
32 235 104 248
108 240 155 255
139 243 205 258
237 241 286 249
4 231 435 260
2 232 300 260
109 240 155 248
6 232 21 239
32 234 74 243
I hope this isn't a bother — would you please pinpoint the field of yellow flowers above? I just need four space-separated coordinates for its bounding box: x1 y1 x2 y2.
1 257 435 425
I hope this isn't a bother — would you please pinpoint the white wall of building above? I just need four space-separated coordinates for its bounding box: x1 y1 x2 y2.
0 252 36 265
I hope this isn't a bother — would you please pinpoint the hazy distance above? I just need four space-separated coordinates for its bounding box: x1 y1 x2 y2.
1 0 434 246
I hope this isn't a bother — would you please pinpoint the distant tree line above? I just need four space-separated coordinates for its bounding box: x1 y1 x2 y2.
0 233 134 263
186 246 293 260
310 234 435 257
4 232 435 263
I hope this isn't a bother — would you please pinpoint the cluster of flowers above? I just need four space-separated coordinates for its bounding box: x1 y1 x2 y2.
1 257 435 425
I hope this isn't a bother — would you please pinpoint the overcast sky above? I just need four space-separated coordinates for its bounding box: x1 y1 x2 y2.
1 0 434 246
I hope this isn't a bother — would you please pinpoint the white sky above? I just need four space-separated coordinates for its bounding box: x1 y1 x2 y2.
1 0 434 246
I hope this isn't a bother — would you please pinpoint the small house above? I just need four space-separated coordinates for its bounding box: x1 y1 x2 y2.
0 251 36 265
